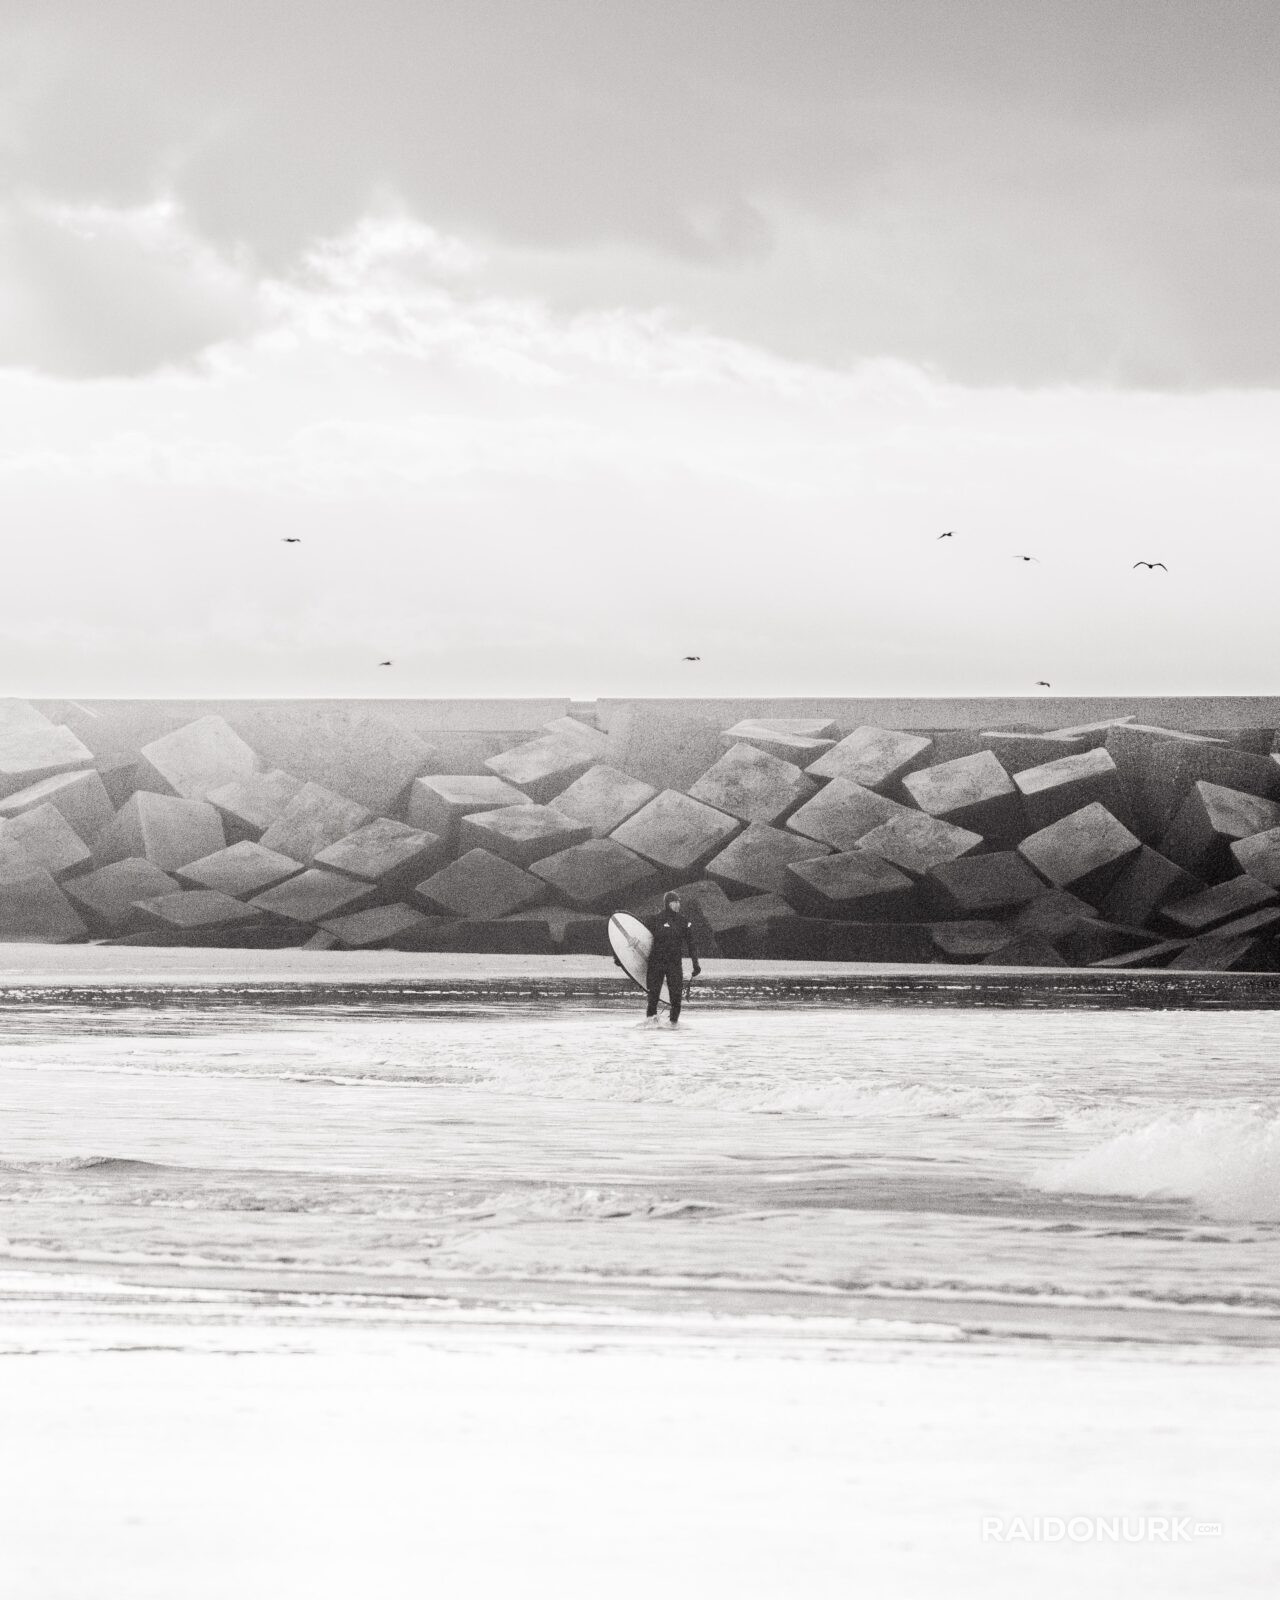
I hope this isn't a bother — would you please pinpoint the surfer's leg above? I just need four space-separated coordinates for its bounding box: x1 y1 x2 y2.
645 960 663 1017
667 963 684 1023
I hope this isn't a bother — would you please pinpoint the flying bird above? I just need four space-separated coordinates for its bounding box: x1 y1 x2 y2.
281 537 301 544
1133 561 1168 570
378 660 393 667
1035 681 1052 688
937 531 955 539
1014 555 1040 563
682 655 701 662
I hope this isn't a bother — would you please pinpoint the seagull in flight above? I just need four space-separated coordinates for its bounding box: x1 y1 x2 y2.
1035 680 1052 688
1014 555 1040 563
1133 561 1168 570
378 660 393 667
281 537 301 544
937 531 956 539
682 655 701 662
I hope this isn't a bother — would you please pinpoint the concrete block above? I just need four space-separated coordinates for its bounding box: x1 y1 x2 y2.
505 907 611 953
706 823 831 896
1043 715 1135 748
785 851 916 919
1097 846 1203 927
1010 890 1099 940
1158 875 1279 935
249 869 378 925
1232 827 1280 888
1017 803 1142 900
207 770 307 838
300 929 340 951
689 743 816 825
1104 725 1222 838
259 783 373 865
177 841 303 898
927 731 987 763
610 791 740 874
0 768 114 842
0 867 88 942
856 811 983 877
406 775 528 840
601 705 726 791
0 833 38 881
137 715 263 801
1090 940 1189 969
807 726 932 790
1159 782 1280 878
226 706 438 814
458 804 592 868
1057 920 1153 966
719 719 836 765
785 779 909 852
982 934 1069 968
1168 932 1273 973
0 705 93 799
929 921 1014 959
1129 738 1280 841
319 904 433 949
314 819 447 885
927 852 1046 914
94 792 226 872
528 838 657 909
0 804 92 878
542 716 609 756
64 859 181 932
414 848 546 919
485 734 596 803
822 922 933 962
549 765 657 838
903 752 1023 843
1014 747 1130 831
134 890 266 932
977 732 1085 774
1225 728 1276 755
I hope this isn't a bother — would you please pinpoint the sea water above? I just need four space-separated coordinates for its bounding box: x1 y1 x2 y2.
2 991 1279 1354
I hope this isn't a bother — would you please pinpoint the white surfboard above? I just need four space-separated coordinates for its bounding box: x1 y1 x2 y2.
608 911 666 1008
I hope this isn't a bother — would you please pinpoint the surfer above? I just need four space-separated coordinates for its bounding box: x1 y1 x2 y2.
642 891 700 1025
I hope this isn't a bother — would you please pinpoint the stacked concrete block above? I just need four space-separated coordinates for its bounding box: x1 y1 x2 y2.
1168 921 1279 972
0 768 114 842
0 866 88 943
977 732 1084 774
856 811 982 877
542 716 609 756
319 904 433 949
0 702 94 799
207 770 305 839
250 869 378 925
688 743 816 825
64 859 181 933
1056 920 1154 966
1014 748 1130 831
137 715 263 801
611 791 740 874
1097 846 1203 927
1017 803 1142 901
903 752 1024 844
981 933 1068 968
414 848 546 919
1115 733 1280 842
406 775 528 840
719 719 836 765
259 783 373 865
1010 889 1099 941
927 852 1045 915
785 852 916 919
228 706 437 814
705 823 831 896
807 726 932 791
458 804 591 868
485 734 596 803
1158 876 1279 936
315 819 447 886
95 792 226 872
786 779 909 853
529 838 656 909
134 890 267 934
929 921 1014 959
1231 827 1280 888
1159 782 1280 879
177 841 303 898
0 805 92 879
549 765 657 838
1103 725 1222 838
928 731 987 763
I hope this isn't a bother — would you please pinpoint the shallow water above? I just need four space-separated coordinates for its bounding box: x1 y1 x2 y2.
2 995 1279 1353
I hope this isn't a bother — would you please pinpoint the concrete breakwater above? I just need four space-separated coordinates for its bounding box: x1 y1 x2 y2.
2 696 1280 972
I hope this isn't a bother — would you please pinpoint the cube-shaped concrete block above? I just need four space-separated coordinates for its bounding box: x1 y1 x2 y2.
549 765 657 838
1231 827 1280 889
414 848 546 920
785 851 916 919
0 703 93 798
1017 803 1142 900
1159 782 1280 878
259 783 373 865
314 819 447 885
1158 875 1279 935
856 811 983 877
1057 920 1153 966
541 716 609 756
0 867 87 942
226 706 437 815
688 743 816 825
785 778 909 853
0 832 37 881
903 751 1022 842
1134 738 1280 841
528 838 656 909
706 823 832 896
1010 889 1099 940
929 921 1014 959
1167 933 1272 972
1103 725 1221 839
95 791 226 872
978 732 1085 774
807 726 933 790
823 923 933 962
0 768 114 843
134 890 266 932
138 715 263 801
0 804 92 878
320 904 433 949
719 719 836 765
64 858 181 932
458 804 592 868
610 790 740 874
177 841 303 898
207 770 305 838
981 933 1068 968
1014 747 1130 831
485 734 596 803
927 852 1045 915
250 869 378 925
406 775 528 839
1097 846 1203 928
927 732 986 763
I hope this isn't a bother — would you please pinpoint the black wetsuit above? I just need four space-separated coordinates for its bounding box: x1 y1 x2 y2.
643 911 698 1021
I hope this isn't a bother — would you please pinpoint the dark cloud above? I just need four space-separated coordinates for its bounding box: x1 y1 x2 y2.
4 0 1280 382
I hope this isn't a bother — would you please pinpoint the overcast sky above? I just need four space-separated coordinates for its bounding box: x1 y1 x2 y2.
2 0 1277 697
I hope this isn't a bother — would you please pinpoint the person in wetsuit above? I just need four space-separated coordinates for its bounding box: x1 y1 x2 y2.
643 891 701 1024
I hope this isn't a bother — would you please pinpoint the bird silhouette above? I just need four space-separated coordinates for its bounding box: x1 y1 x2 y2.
378 660 393 667
1035 680 1052 687
682 655 701 662
1014 555 1040 563
937 531 955 539
1133 561 1168 570
281 537 301 544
